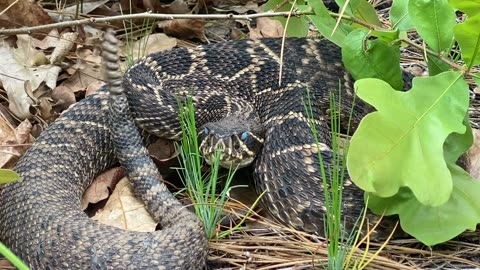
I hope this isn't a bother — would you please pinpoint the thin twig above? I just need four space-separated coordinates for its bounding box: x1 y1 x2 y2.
0 11 314 35
400 38 467 73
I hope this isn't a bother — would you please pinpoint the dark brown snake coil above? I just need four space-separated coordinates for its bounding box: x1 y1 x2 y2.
0 31 386 268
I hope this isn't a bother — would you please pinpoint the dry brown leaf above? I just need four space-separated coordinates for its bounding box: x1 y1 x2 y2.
0 112 15 143
51 85 77 112
143 0 189 13
82 167 125 210
249 17 284 39
61 65 102 93
158 19 205 40
123 33 177 60
0 35 61 119
0 0 54 35
211 0 259 13
0 118 33 169
76 47 102 66
53 0 110 19
85 81 106 96
91 177 157 232
49 32 79 64
33 29 60 50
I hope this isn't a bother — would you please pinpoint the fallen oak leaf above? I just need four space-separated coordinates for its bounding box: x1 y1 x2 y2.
0 119 33 169
82 167 125 210
91 177 157 232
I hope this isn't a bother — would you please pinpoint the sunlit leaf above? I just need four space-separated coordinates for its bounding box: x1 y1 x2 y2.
347 71 469 207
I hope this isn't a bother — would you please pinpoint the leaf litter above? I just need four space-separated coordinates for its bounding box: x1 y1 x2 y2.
1 0 480 269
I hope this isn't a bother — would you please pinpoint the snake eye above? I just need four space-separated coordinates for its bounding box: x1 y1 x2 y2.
204 127 209 135
240 131 248 141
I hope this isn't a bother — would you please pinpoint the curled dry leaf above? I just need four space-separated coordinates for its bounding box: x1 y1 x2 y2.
91 178 157 232
82 167 125 210
49 32 79 64
0 118 33 169
249 17 284 39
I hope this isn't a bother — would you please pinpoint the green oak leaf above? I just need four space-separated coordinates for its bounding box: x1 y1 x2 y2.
342 29 404 90
335 0 382 26
367 116 476 246
263 0 308 37
368 165 480 246
408 0 456 52
427 54 451 76
347 71 470 207
453 14 480 68
390 0 414 30
448 0 480 16
0 169 21 184
306 0 348 46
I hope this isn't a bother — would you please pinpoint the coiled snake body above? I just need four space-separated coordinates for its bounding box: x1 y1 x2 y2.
0 35 373 268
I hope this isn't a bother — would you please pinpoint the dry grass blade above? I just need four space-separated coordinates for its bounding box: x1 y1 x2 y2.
207 198 480 269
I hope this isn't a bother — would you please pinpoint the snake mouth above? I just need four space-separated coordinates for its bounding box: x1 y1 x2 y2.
203 153 255 169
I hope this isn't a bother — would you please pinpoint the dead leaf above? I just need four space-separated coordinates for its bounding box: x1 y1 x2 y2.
249 17 284 39
148 138 177 162
82 167 125 210
0 119 33 169
0 0 54 36
143 0 189 13
0 35 61 119
33 29 61 50
92 178 157 232
158 19 205 40
122 33 177 60
61 65 102 93
76 47 102 66
51 85 77 112
85 81 105 96
211 0 259 13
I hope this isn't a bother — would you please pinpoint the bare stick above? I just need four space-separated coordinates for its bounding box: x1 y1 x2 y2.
0 10 314 35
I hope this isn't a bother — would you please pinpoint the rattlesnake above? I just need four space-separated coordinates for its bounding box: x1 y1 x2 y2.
0 32 383 268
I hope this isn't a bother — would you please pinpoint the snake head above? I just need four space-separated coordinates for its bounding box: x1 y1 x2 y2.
198 114 264 169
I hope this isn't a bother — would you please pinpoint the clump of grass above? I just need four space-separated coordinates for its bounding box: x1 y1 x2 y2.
176 96 237 239
304 85 396 269
303 85 361 269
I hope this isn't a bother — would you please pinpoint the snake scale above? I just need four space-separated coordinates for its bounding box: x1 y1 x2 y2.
0 31 386 268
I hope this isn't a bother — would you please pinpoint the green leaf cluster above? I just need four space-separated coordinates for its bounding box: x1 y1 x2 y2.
263 0 480 245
